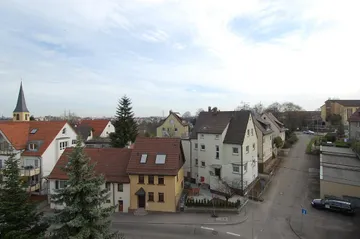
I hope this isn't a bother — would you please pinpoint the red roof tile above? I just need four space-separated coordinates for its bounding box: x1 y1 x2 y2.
126 137 185 176
0 122 30 149
48 147 132 183
349 108 360 122
78 120 110 137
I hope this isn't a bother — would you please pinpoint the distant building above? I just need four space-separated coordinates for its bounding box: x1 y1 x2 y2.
156 110 189 138
321 100 360 125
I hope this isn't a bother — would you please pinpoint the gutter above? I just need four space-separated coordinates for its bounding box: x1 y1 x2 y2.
241 146 244 195
113 183 116 208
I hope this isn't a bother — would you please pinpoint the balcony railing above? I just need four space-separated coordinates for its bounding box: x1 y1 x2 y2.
20 166 41 177
26 182 40 192
0 149 14 155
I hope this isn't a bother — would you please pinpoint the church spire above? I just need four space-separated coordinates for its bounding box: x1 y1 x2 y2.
13 82 30 122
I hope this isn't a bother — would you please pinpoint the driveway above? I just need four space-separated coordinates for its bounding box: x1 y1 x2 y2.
211 134 360 239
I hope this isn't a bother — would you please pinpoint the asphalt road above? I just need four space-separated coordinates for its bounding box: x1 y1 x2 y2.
211 133 360 239
112 223 242 239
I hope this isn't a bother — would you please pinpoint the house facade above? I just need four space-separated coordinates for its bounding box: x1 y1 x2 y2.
261 112 285 142
76 119 115 138
156 110 189 138
349 108 360 140
48 148 132 213
321 100 360 125
126 137 185 212
0 83 78 194
183 108 258 195
253 113 274 173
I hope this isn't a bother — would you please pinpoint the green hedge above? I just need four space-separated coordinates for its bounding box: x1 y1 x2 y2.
334 140 350 148
185 198 240 208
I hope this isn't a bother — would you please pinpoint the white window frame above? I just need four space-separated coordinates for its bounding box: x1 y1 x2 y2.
243 162 248 173
29 143 37 150
62 128 66 134
194 143 198 149
195 158 198 166
200 134 204 139
246 146 249 153
232 147 239 155
251 129 253 136
253 143 255 150
215 145 219 159
200 144 205 151
215 135 219 140
201 161 205 167
232 165 240 173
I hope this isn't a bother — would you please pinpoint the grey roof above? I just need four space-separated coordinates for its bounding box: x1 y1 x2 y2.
190 111 234 139
13 82 29 113
263 112 285 132
252 113 273 135
223 110 251 145
75 125 92 140
191 110 251 145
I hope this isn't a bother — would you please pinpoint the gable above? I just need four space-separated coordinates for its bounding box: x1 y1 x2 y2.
158 113 185 129
223 111 251 145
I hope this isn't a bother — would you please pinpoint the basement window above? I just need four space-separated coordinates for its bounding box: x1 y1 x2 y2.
155 154 166 164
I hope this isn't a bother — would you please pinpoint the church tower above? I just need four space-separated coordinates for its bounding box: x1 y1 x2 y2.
13 82 30 122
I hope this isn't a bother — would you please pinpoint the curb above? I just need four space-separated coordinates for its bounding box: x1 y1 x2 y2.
287 217 303 239
112 200 249 226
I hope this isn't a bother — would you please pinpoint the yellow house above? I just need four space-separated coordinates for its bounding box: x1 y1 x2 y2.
126 137 185 212
156 110 189 138
320 100 360 125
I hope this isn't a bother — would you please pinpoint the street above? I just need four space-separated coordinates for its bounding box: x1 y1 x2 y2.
210 134 360 239
112 223 241 239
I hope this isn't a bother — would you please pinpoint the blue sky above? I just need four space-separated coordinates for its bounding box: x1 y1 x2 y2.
1 0 360 117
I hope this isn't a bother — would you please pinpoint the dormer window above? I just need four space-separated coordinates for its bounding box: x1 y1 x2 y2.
28 143 38 151
140 154 148 163
62 128 66 134
30 128 38 134
155 154 166 164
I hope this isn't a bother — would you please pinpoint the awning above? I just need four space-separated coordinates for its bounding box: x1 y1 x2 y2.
211 164 222 169
135 187 146 196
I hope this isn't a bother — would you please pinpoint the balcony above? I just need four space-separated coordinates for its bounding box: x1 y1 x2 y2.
26 182 40 192
20 166 40 177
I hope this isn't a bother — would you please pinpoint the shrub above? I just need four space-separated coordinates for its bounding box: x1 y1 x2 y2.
325 133 336 142
334 140 350 148
273 136 283 148
287 134 298 145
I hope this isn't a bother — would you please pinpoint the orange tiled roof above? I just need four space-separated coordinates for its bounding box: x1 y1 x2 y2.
126 137 185 176
48 147 132 183
0 121 68 156
78 120 110 137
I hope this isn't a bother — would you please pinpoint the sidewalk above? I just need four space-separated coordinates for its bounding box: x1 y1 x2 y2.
112 209 248 226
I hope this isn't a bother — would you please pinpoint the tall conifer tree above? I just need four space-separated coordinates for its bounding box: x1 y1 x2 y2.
49 140 117 239
0 153 48 239
110 95 138 148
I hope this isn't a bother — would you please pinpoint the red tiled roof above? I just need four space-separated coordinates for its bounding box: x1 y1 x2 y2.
0 121 67 155
349 108 360 122
78 120 110 137
126 137 185 176
48 147 132 183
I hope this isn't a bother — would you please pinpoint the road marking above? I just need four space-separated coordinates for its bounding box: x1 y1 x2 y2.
226 232 241 237
200 226 214 231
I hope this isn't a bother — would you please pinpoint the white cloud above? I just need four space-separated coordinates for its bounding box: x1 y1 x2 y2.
1 0 360 116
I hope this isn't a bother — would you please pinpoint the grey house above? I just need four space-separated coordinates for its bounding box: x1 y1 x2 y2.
348 108 360 140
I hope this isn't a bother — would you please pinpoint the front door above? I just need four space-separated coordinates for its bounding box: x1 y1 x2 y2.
118 200 123 212
138 195 146 208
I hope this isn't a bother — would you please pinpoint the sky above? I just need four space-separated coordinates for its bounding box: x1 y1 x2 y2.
1 0 360 117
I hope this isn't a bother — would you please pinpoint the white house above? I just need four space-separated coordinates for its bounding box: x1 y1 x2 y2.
48 147 131 213
261 112 286 142
253 113 275 173
183 107 258 195
0 121 78 194
76 119 115 139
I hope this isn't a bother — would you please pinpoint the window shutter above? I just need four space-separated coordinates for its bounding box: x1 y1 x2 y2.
55 180 59 189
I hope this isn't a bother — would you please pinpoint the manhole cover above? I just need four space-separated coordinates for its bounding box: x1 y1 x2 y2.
215 217 228 221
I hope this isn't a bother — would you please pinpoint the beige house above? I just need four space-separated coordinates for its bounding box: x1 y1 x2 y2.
320 146 360 206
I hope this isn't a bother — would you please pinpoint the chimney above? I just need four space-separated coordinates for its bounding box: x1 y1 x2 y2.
208 106 211 112
169 110 172 115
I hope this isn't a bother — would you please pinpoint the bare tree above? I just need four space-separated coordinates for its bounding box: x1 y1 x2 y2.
235 101 251 111
266 102 283 113
252 102 265 114
214 180 237 204
182 111 191 118
282 102 303 111
195 108 204 116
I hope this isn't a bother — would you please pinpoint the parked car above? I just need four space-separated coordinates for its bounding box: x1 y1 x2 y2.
311 198 355 215
303 130 315 135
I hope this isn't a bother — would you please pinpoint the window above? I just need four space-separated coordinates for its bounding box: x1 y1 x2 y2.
106 199 111 203
201 161 205 167
72 140 77 145
232 147 239 154
28 143 38 151
253 143 255 150
34 159 39 167
25 114 28 120
251 129 253 136
232 165 240 173
200 134 204 139
138 175 144 184
155 154 166 164
0 141 9 151
55 180 67 189
215 145 219 159
175 128 178 132
30 128 38 134
59 141 68 150
0 159 2 169
62 128 66 134
16 114 19 120
117 183 123 192
200 144 205 151
148 192 154 202
195 158 198 166
158 193 164 202
106 182 111 191
247 129 250 136
194 143 198 149
140 154 148 164
244 162 248 173
215 135 219 139
158 176 165 185
148 175 154 184
162 127 165 131
246 146 249 153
